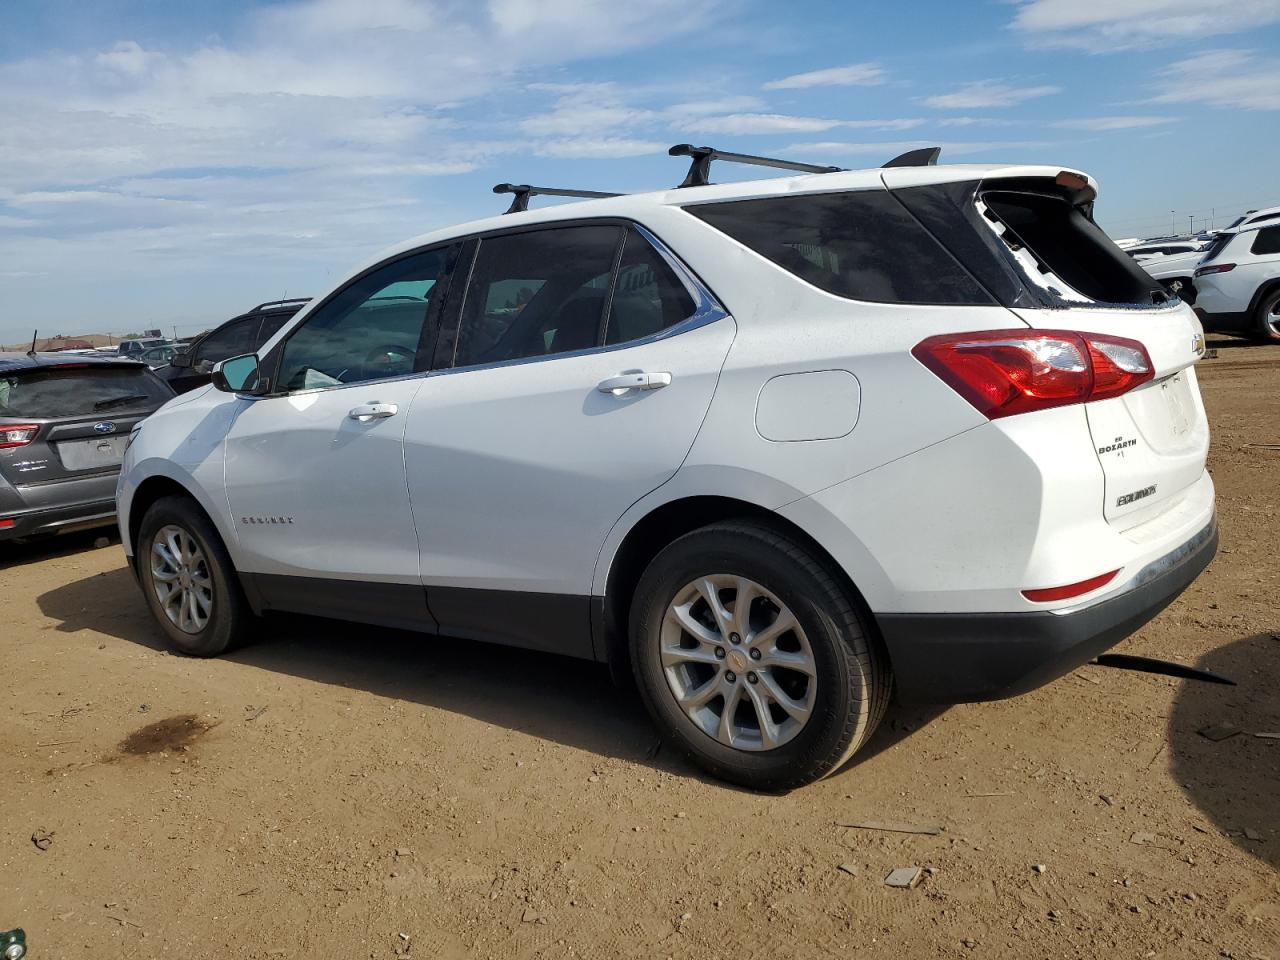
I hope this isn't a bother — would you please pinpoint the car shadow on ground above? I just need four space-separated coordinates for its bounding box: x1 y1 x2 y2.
1168 632 1280 870
38 565 940 791
0 526 119 571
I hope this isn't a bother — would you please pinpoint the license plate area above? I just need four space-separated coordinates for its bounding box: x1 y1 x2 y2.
56 435 128 470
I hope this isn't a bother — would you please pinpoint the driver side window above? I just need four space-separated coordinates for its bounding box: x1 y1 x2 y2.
277 245 457 392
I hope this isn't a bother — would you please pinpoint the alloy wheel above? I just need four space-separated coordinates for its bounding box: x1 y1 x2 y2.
660 575 816 751
150 524 214 634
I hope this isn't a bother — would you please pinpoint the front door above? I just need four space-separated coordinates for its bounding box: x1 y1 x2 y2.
403 223 734 655
223 243 460 630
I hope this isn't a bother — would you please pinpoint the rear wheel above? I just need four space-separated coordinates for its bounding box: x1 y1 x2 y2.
629 521 889 790
1253 288 1280 343
138 495 252 656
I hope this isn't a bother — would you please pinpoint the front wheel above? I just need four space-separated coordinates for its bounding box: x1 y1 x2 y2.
629 521 889 790
137 495 253 656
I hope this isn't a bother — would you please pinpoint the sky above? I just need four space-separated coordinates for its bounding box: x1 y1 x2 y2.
2 0 1279 342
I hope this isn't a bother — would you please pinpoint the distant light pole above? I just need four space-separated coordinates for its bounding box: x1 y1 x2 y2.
1170 210 1176 235
1188 215 1194 235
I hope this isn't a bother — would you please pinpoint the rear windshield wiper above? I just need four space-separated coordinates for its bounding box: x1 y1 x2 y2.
92 393 151 411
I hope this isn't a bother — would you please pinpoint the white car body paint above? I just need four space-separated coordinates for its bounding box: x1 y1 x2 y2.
118 158 1216 707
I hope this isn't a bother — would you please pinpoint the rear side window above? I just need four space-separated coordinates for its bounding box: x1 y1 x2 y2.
604 229 696 345
686 191 992 305
0 366 171 418
452 225 623 367
1251 226 1280 255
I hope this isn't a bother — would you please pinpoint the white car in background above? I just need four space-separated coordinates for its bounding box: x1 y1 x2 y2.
1126 240 1205 264
116 149 1217 789
1194 221 1280 342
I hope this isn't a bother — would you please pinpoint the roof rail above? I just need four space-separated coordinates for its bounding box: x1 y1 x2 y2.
882 146 941 168
493 183 622 214
669 144 843 188
252 297 313 312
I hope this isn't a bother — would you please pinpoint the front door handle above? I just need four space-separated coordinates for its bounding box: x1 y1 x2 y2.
597 371 673 395
348 402 398 422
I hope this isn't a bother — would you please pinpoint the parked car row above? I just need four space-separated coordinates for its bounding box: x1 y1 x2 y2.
1125 204 1280 339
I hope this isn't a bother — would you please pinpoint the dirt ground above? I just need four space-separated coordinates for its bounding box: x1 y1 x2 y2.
2 335 1278 960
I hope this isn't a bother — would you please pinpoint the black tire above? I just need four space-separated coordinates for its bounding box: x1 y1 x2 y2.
629 520 889 790
1252 287 1280 343
137 495 253 656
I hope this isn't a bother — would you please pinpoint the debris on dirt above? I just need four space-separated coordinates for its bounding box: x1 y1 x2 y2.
245 706 268 722
1100 794 1115 806
119 715 212 756
1254 732 1280 740
521 909 541 923
1130 832 1157 845
93 536 110 549
1033 864 1047 874
965 791 1013 798
837 863 859 877
587 774 600 783
838 820 943 836
238 887 260 897
961 938 977 949
395 848 410 857
36 739 78 747
1243 828 1263 841
139 704 150 713
884 867 923 889
31 828 53 851
1198 723 1241 742
398 933 410 943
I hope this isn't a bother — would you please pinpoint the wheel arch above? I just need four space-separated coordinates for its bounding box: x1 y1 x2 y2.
123 462 234 565
594 493 881 684
1247 277 1280 319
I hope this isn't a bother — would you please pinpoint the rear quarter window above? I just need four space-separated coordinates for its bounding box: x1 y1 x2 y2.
1251 226 1280 255
0 366 172 418
685 190 994 306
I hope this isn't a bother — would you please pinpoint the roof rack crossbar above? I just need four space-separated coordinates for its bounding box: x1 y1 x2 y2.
668 143 843 188
881 147 942 168
252 297 313 311
493 183 622 214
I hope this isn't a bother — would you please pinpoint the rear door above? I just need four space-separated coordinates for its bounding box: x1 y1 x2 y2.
403 223 733 656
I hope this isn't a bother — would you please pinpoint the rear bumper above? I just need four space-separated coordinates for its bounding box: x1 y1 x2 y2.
0 497 117 541
877 518 1218 704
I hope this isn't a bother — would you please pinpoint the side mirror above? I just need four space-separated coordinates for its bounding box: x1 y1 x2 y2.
170 350 193 369
211 354 267 395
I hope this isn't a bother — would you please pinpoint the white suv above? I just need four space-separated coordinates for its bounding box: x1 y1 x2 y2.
1193 221 1280 342
117 148 1217 788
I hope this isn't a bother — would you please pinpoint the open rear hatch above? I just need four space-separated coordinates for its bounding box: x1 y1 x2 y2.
887 168 1210 530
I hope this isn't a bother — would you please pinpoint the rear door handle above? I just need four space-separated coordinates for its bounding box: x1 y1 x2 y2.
348 402 398 422
596 372 672 395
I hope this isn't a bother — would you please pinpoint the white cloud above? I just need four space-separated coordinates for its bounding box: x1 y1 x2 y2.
678 113 924 135
1150 49 1280 110
534 137 668 159
937 116 1013 127
763 63 885 90
1053 115 1177 130
1009 0 1280 51
923 80 1060 109
789 139 1057 159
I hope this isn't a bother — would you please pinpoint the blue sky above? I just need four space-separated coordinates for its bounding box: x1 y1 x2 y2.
2 0 1279 342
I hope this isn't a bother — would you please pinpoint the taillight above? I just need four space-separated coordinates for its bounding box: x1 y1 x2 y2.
1022 569 1119 603
0 518 14 530
0 424 39 448
1194 263 1235 277
912 330 1154 419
